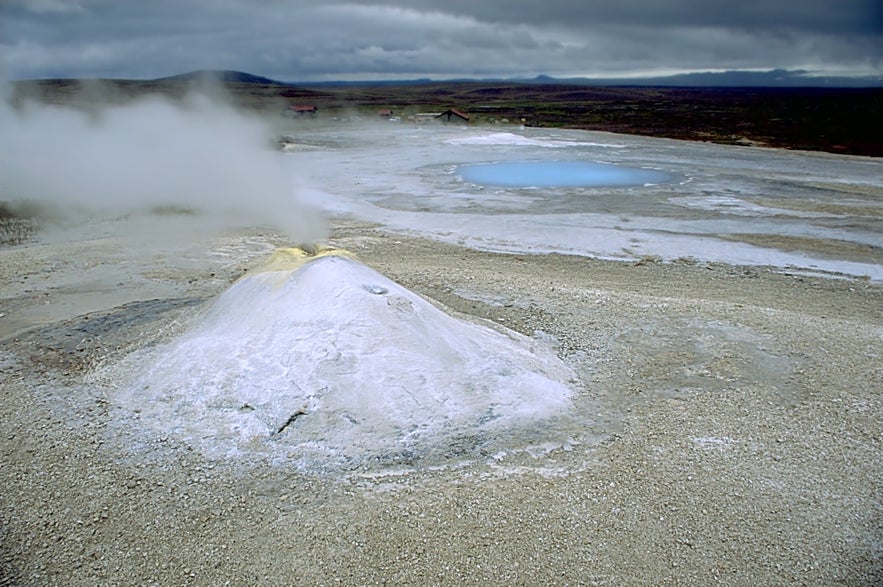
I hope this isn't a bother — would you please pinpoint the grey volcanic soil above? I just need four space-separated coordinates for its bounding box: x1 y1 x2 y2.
1 220 881 586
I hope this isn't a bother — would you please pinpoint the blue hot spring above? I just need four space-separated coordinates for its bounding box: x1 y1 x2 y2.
458 161 672 188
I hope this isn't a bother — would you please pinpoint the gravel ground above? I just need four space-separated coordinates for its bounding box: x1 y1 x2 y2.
1 219 881 586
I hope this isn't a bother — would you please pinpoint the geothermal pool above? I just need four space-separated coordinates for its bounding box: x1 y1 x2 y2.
288 126 882 281
458 160 672 188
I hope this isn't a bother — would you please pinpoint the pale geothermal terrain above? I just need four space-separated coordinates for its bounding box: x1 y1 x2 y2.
1 95 881 585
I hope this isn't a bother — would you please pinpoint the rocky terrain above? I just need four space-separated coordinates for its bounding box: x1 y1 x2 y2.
1 218 881 585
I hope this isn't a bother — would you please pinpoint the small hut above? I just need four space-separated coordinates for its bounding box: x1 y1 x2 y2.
436 109 470 123
286 105 318 116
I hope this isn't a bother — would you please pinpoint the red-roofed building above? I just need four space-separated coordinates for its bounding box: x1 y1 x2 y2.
437 109 470 123
286 105 318 116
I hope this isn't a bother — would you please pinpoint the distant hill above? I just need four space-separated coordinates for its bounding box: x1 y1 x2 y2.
154 70 290 85
11 67 879 88
540 69 882 88
294 69 880 89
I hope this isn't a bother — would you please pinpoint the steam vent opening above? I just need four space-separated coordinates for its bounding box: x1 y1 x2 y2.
458 160 672 188
116 247 579 472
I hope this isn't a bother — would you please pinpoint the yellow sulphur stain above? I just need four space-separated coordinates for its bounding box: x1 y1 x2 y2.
245 245 358 286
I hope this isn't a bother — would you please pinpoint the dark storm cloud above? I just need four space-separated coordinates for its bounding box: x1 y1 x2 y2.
1 0 879 81
393 0 880 34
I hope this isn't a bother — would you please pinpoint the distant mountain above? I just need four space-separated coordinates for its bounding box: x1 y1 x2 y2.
288 78 436 87
521 69 881 88
292 69 880 88
154 70 290 85
15 67 879 88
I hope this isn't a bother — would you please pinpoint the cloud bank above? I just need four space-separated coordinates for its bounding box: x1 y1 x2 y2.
1 0 879 81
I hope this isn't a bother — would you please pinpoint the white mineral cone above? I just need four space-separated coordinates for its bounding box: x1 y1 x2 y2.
120 248 576 469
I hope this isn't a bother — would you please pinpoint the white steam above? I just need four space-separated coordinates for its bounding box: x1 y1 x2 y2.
0 86 324 242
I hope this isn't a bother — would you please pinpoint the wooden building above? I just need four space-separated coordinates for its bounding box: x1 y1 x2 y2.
436 109 470 123
285 105 318 116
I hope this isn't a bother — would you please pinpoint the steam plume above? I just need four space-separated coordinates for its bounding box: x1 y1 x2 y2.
0 82 325 242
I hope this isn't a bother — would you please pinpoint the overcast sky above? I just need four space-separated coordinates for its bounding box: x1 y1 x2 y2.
1 0 880 82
